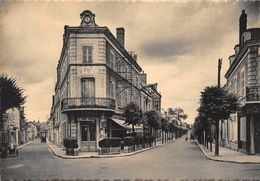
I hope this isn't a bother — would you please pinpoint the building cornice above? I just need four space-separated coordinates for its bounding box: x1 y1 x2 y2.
225 39 260 79
57 26 142 72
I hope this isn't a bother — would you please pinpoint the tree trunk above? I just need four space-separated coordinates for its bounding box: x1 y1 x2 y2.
150 127 152 147
132 124 135 151
143 125 145 148
209 124 212 152
215 121 219 156
154 129 156 146
162 131 164 144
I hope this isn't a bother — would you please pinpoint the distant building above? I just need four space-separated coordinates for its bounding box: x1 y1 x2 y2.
225 10 260 154
49 10 161 152
27 121 37 141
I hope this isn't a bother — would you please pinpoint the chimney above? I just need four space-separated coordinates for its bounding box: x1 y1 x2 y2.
239 9 247 48
116 27 125 48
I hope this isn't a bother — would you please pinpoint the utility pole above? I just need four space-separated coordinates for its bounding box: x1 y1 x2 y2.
218 58 222 88
215 58 222 156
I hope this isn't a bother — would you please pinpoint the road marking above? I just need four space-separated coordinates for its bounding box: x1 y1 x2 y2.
7 164 24 169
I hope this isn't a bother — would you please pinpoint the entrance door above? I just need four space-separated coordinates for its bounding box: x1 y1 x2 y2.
254 115 260 153
81 125 90 142
81 122 96 152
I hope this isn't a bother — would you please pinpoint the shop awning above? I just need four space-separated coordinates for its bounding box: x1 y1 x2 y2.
110 118 143 132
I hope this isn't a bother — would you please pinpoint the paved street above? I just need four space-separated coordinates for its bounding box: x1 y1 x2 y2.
1 138 260 180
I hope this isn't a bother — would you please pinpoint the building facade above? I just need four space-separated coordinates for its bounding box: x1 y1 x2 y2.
225 10 260 154
27 121 38 141
6 108 21 146
49 10 161 152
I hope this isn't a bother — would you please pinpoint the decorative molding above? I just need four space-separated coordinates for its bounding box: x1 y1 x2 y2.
80 10 97 27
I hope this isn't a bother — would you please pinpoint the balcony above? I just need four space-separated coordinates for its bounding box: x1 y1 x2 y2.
61 97 116 112
246 86 260 101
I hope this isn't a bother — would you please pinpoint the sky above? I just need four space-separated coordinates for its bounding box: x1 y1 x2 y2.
1 1 260 124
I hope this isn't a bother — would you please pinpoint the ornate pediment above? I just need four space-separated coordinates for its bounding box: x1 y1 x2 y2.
80 10 97 27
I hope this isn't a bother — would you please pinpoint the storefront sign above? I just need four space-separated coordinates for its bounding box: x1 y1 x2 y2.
246 104 260 114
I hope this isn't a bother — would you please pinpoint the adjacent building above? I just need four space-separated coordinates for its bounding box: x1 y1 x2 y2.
49 10 161 152
225 10 260 154
27 121 38 141
6 108 21 146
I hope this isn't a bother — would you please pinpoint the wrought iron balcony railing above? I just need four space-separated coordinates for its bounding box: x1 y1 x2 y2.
246 86 260 101
61 97 116 111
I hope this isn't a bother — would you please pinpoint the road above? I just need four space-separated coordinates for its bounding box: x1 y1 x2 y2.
1 138 260 180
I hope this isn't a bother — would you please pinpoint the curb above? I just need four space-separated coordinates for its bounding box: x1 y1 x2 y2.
47 140 175 159
17 141 32 150
194 140 260 164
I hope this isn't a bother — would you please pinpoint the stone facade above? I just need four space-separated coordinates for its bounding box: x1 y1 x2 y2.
225 10 260 154
49 10 161 152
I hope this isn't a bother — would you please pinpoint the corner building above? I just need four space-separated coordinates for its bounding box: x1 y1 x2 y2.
49 10 161 152
225 10 260 154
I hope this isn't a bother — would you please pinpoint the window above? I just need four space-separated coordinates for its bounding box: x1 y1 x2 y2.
234 77 237 94
230 80 234 93
81 78 95 98
110 50 115 70
82 46 93 63
118 92 122 106
240 68 245 97
110 81 115 99
124 91 128 105
124 66 128 79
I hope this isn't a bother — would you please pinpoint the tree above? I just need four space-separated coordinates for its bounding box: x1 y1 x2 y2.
168 121 177 140
0 74 26 128
123 102 142 150
167 107 188 122
144 110 161 146
161 117 168 143
0 74 26 158
199 86 239 156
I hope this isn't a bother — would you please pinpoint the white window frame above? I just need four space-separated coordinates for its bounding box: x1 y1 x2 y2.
82 46 93 64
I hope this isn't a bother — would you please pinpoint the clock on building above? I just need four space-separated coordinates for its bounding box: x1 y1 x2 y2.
80 10 97 27
84 16 91 24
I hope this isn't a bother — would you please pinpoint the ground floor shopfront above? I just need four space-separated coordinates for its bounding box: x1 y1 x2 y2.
57 110 139 152
238 103 260 154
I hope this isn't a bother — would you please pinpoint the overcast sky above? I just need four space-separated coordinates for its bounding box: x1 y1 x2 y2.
1 1 260 124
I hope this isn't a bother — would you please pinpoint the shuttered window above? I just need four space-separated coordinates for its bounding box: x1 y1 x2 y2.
82 46 93 63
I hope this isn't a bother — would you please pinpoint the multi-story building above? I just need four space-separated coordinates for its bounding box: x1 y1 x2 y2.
49 10 161 152
225 10 260 154
27 121 37 141
6 108 21 146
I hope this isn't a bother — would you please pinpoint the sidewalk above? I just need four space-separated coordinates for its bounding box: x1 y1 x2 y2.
47 140 175 159
195 140 260 164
